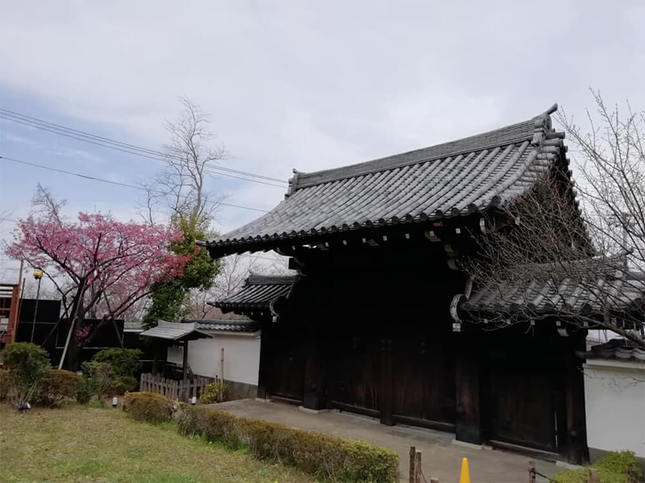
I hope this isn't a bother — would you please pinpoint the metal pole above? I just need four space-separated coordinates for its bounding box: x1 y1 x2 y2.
30 277 42 343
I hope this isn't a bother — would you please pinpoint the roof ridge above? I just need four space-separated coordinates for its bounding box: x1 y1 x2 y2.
247 273 297 285
288 106 557 191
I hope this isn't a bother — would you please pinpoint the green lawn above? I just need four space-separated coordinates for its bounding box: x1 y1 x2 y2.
0 403 313 482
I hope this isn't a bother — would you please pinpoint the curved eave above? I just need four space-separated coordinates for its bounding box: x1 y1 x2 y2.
207 203 506 257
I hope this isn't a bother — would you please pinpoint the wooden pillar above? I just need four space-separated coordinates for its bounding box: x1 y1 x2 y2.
182 339 189 401
380 337 394 425
257 325 269 399
563 333 589 464
455 335 483 444
302 323 326 410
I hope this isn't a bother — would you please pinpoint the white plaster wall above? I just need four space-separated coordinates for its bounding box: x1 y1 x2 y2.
584 359 645 458
167 332 261 385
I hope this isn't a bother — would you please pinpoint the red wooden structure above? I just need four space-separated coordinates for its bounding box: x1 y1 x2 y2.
0 283 22 346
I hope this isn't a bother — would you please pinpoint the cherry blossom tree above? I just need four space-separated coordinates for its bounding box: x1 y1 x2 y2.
6 212 189 369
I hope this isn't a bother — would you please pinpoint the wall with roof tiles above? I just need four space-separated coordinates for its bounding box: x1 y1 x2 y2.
584 359 645 462
167 333 261 387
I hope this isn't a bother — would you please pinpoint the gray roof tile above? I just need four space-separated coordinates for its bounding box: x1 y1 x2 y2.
212 274 296 311
182 319 260 333
140 320 212 341
462 258 645 316
209 105 563 253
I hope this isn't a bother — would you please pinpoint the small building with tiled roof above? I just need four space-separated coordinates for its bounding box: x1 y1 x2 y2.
205 106 592 463
212 274 296 319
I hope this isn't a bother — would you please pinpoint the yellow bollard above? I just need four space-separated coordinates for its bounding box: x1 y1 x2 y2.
459 457 471 483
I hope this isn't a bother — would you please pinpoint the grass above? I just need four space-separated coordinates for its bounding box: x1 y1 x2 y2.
0 403 313 482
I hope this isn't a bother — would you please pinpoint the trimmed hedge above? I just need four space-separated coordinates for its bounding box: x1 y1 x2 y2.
177 405 399 482
40 369 83 407
123 392 174 423
552 450 643 483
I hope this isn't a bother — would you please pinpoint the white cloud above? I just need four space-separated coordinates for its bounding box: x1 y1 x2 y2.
1 0 644 242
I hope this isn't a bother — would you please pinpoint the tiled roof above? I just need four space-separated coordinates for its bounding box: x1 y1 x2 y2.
580 339 645 363
462 258 645 317
208 105 566 254
140 320 212 341
124 320 143 332
212 274 296 312
183 319 260 333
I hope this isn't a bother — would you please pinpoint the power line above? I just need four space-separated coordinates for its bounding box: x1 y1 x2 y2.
0 107 288 184
0 107 289 188
0 154 270 213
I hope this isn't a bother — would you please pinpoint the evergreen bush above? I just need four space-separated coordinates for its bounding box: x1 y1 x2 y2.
0 369 15 401
122 391 174 423
198 380 229 404
81 361 115 398
40 369 83 407
92 348 142 378
1 342 51 408
552 450 643 483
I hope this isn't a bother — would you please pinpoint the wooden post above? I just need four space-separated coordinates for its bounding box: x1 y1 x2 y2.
528 460 536 483
220 347 225 401
408 446 423 483
564 335 589 464
414 450 421 483
409 446 416 483
257 326 269 399
182 339 189 401
588 468 599 483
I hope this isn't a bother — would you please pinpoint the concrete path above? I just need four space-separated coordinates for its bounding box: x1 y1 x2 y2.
208 399 561 482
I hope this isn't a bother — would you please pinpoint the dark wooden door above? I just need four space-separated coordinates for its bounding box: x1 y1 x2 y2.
263 324 305 402
392 335 456 429
485 351 563 452
329 334 381 416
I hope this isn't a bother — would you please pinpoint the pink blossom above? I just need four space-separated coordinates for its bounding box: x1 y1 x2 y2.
6 212 191 320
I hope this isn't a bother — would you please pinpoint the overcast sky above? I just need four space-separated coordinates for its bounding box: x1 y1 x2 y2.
2 0 645 283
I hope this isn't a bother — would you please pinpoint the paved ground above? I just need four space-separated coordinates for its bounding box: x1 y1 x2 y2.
209 399 561 482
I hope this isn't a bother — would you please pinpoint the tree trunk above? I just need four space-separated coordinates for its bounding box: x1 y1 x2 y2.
66 333 82 371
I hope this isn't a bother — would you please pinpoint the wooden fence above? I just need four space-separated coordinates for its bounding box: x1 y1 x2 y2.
139 373 213 402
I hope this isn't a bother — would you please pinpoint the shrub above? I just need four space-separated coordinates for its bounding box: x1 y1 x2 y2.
75 376 93 404
0 369 15 401
123 392 174 423
92 348 142 378
553 451 643 483
1 342 51 407
112 375 138 395
177 406 399 482
40 369 83 407
81 361 114 398
198 380 229 404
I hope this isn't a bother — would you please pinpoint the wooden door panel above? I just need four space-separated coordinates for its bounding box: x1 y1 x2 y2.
487 355 562 452
392 336 455 426
265 325 305 401
330 335 380 412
